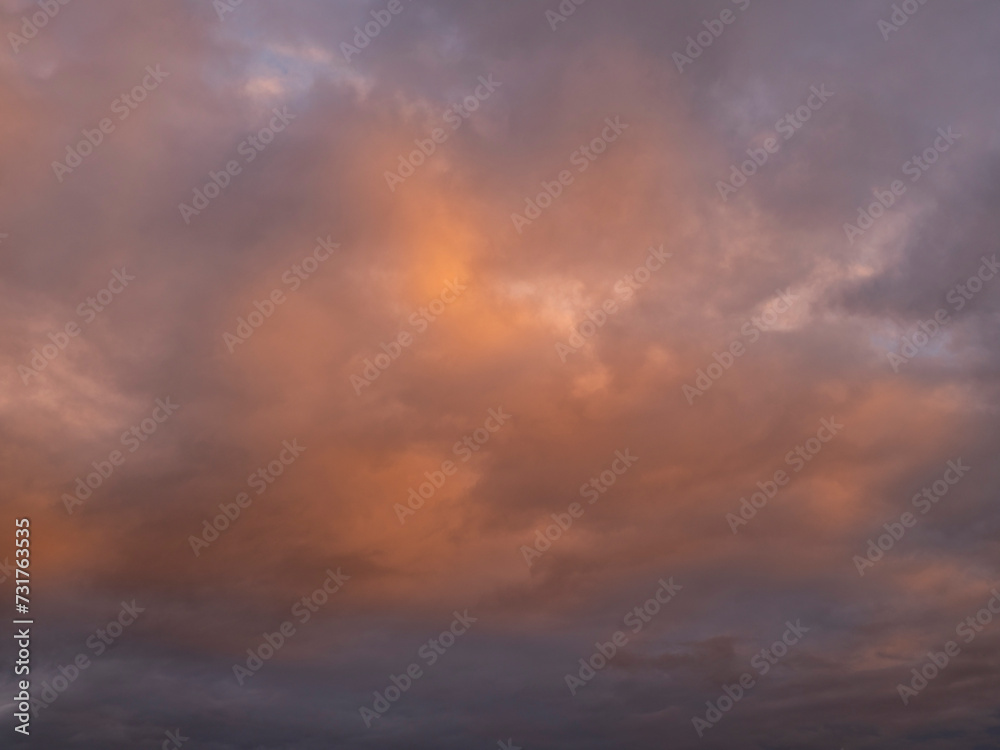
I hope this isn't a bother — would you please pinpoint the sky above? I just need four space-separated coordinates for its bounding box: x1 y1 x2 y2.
1 0 1000 748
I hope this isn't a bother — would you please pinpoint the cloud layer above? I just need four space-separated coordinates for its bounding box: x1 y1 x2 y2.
2 0 1000 747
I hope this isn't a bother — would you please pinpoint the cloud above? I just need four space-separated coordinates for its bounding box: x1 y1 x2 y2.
2 1 999 747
